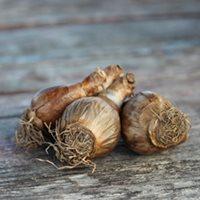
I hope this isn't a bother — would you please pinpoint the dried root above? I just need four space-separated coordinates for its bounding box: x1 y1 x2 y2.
15 109 45 149
43 122 96 172
149 106 191 148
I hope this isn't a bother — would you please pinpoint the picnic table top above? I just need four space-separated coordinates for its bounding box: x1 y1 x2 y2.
0 0 200 199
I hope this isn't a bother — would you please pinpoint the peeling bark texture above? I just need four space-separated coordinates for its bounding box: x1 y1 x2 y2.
0 0 200 199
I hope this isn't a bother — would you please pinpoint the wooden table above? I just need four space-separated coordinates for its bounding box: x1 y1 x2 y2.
0 1 200 199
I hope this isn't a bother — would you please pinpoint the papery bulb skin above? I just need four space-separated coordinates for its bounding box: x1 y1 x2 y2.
30 64 124 125
51 73 135 170
16 65 124 149
121 91 191 154
58 97 120 159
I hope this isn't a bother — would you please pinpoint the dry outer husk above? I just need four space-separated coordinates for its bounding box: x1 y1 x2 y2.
39 73 134 172
122 91 191 154
15 65 123 149
47 97 120 171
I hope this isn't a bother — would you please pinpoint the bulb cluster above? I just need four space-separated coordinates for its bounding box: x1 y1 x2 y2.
16 65 191 172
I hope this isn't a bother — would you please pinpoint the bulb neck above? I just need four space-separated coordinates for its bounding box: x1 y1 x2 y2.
99 73 135 109
99 94 120 112
103 90 124 108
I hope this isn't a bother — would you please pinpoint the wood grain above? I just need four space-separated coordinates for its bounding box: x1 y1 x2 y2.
0 0 200 199
0 0 199 30
0 46 200 198
0 19 199 93
0 117 200 199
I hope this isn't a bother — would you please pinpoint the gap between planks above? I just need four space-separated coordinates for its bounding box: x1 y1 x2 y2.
0 12 200 31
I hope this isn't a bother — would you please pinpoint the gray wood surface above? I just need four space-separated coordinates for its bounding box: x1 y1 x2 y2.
0 1 200 199
0 19 199 93
0 0 199 30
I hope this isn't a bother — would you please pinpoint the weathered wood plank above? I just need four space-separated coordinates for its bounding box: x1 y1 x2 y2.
0 19 199 93
1 19 199 65
0 47 199 199
0 0 199 30
0 1 200 198
0 46 199 117
0 112 200 199
1 66 200 197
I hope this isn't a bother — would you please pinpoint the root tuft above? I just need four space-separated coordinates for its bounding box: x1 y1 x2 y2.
44 121 96 172
149 106 191 148
15 109 45 149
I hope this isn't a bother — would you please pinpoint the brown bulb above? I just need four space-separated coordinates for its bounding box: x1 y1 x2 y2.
50 73 135 170
16 65 124 149
121 91 191 154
